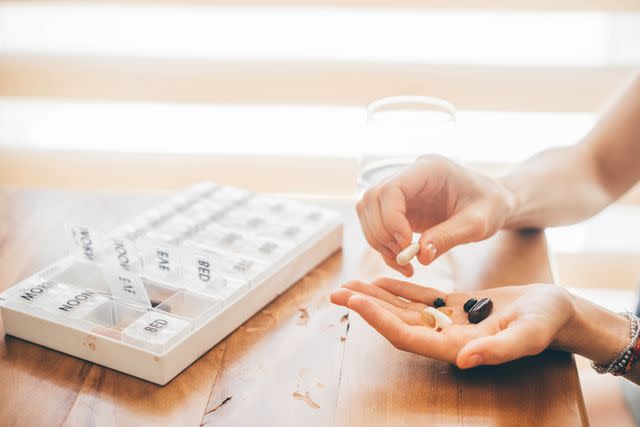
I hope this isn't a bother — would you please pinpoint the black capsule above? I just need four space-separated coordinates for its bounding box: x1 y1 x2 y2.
433 297 446 308
468 298 493 324
463 298 478 313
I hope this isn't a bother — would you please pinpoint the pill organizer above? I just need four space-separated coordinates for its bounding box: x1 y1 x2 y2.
0 182 343 385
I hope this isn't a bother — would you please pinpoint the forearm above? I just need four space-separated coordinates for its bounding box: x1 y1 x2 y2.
500 73 640 229
499 145 612 229
554 292 640 385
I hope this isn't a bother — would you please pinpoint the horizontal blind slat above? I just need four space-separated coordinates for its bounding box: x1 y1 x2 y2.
2 0 639 11
0 55 634 112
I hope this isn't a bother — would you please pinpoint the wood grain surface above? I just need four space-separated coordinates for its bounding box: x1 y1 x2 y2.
0 189 588 426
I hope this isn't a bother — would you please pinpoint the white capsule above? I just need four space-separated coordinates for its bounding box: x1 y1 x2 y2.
424 307 453 329
396 242 420 266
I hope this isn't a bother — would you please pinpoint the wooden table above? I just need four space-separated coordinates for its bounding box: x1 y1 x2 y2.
0 189 588 426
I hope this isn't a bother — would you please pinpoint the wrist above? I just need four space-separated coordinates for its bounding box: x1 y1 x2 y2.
553 291 629 365
495 175 519 229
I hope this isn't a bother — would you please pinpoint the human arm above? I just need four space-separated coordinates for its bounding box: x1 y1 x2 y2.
357 73 640 275
501 73 640 229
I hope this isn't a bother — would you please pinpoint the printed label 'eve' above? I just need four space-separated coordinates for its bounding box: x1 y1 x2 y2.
157 250 171 272
103 269 151 307
119 276 136 294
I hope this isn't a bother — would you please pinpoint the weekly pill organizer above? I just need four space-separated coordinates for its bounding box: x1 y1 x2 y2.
0 182 343 385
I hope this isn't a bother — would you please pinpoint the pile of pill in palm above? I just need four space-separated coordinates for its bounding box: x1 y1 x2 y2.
420 296 493 330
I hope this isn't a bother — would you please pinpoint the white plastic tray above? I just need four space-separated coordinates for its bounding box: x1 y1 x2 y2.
0 183 343 385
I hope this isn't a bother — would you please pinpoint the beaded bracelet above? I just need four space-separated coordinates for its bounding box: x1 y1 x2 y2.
623 334 640 375
591 312 640 376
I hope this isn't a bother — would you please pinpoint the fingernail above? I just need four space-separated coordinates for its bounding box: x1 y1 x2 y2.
465 354 483 368
394 233 404 246
425 243 437 259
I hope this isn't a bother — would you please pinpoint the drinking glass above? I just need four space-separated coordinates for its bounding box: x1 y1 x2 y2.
357 96 456 197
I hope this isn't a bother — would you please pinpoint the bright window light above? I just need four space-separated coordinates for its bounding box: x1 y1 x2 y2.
0 98 596 163
0 4 639 66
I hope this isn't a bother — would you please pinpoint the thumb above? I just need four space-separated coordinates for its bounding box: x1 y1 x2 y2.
417 209 485 265
456 318 549 369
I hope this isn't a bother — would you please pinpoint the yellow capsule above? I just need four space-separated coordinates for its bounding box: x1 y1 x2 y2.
437 307 454 318
424 307 453 329
420 310 437 329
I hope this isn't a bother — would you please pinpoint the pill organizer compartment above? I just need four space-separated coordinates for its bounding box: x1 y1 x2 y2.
156 291 222 328
86 300 148 341
123 310 192 353
42 260 112 294
43 284 111 327
179 241 269 283
206 186 251 205
181 202 226 226
0 278 69 317
155 216 199 237
143 280 178 308
243 196 330 226
239 194 289 214
215 211 272 233
255 223 309 244
186 276 249 305
137 239 183 282
196 224 293 262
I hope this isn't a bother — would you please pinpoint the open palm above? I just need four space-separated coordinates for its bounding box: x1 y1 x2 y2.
330 278 575 368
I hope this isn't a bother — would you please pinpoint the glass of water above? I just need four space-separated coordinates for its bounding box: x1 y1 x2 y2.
358 96 457 197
